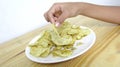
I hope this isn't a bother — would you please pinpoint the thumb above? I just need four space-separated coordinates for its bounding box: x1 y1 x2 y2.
56 12 68 25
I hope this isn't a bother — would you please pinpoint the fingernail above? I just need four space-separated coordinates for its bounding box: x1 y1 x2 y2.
55 22 60 27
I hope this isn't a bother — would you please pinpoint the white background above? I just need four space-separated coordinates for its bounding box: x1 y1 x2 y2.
0 0 120 44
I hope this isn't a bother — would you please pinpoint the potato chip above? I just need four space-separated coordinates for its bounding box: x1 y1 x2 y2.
30 46 48 57
52 49 72 57
68 28 79 35
50 30 72 45
29 22 90 57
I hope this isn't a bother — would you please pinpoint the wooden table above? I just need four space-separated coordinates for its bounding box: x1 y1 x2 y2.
0 15 120 67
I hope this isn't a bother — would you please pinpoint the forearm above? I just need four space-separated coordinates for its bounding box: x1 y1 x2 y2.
81 3 120 24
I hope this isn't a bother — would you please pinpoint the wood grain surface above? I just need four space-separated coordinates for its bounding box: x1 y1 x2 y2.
0 15 120 67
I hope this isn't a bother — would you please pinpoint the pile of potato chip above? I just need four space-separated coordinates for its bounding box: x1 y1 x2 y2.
29 22 90 57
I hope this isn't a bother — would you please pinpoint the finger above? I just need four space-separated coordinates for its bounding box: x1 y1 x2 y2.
56 12 68 24
47 7 56 24
48 12 55 24
55 22 60 27
53 17 61 27
48 4 62 24
54 17 58 22
44 12 49 22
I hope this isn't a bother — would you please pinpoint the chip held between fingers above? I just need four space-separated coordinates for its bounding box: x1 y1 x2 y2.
55 22 60 27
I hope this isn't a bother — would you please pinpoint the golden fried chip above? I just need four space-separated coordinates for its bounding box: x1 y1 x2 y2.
49 30 72 45
52 49 72 57
30 46 48 57
29 22 90 57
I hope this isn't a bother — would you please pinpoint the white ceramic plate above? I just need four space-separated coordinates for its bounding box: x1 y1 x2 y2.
25 26 96 63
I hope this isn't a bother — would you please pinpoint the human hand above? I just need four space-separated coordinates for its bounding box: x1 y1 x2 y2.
44 2 86 26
